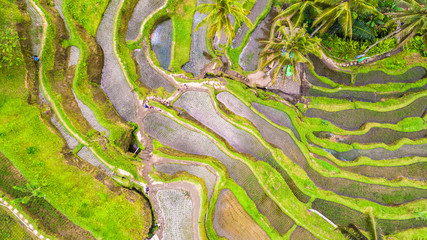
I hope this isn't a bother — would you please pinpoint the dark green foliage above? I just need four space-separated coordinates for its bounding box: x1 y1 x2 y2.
406 35 427 57
337 224 368 240
26 146 37 155
0 29 24 68
12 183 44 204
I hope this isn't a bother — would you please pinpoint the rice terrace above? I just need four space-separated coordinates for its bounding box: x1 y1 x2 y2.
1 0 427 239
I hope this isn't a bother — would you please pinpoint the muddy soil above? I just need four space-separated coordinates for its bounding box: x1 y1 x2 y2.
126 0 166 41
213 189 271 240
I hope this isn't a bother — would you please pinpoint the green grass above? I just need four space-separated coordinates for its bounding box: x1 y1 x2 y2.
0 206 34 240
0 60 151 239
64 0 110 36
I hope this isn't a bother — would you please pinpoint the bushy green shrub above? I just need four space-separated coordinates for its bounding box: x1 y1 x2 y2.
405 36 427 57
382 57 407 70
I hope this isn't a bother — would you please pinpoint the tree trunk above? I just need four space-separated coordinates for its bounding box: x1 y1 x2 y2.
363 26 401 55
310 21 326 38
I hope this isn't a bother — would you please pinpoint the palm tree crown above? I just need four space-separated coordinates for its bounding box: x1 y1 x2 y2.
386 0 427 47
275 0 321 27
312 0 381 39
195 0 253 45
260 19 322 84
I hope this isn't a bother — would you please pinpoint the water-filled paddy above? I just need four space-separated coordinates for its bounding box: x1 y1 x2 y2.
174 91 273 161
143 113 294 234
354 66 427 86
151 19 173 70
126 0 166 40
134 49 175 92
305 96 427 130
97 0 136 121
155 163 216 200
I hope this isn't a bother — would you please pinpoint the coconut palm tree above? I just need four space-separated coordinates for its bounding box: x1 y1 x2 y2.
386 0 427 47
12 183 44 204
259 19 322 84
194 0 253 46
312 0 381 39
275 0 321 27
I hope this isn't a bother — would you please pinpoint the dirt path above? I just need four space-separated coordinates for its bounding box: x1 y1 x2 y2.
0 197 49 240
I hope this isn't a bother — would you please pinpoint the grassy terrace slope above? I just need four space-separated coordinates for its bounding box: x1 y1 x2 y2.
0 38 151 240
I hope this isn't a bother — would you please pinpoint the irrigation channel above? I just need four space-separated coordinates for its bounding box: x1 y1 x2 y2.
18 0 427 239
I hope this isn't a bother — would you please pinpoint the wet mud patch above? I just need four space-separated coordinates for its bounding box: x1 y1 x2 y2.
97 0 136 121
315 128 427 145
126 0 166 41
213 189 271 240
252 102 300 140
239 9 276 72
218 92 424 205
344 162 427 181
182 0 212 77
217 92 310 203
157 189 193 240
312 199 427 235
333 144 427 161
143 113 294 234
175 91 273 161
25 0 43 55
155 163 216 200
355 66 427 86
305 96 427 130
309 55 352 86
77 146 112 174
151 18 173 70
232 0 269 49
134 49 175 91
50 115 79 149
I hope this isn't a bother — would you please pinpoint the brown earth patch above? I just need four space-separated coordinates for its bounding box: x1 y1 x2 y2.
213 189 271 240
289 226 318 240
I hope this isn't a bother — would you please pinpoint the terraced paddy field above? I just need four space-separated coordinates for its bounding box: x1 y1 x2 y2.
2 0 427 239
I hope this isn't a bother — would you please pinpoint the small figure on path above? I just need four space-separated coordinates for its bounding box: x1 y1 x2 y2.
32 55 40 63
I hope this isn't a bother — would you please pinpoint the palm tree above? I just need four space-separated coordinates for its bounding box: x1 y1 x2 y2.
312 0 381 39
275 0 321 27
385 0 427 47
194 0 253 46
12 183 44 204
259 19 322 84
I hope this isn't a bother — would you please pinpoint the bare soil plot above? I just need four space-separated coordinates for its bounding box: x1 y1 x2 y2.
151 19 173 70
312 199 427 235
134 49 175 91
315 128 427 145
305 96 427 131
174 91 273 161
213 189 271 240
252 102 300 140
231 0 269 49
143 113 294 234
355 66 427 86
239 9 276 72
156 189 193 240
289 226 318 240
309 55 352 86
0 154 95 239
97 0 136 121
50 115 79 150
182 0 212 77
126 0 166 41
155 163 216 199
